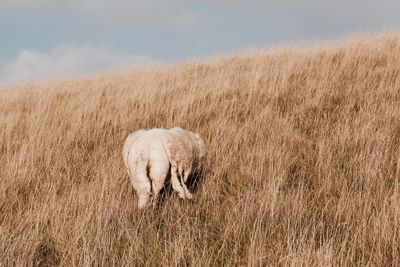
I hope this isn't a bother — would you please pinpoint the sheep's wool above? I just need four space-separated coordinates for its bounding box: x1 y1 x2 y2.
122 128 207 209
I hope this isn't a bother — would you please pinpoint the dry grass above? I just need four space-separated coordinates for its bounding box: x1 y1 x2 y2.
1 34 400 266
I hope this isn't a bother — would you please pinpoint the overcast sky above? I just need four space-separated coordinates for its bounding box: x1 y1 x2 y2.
1 0 400 85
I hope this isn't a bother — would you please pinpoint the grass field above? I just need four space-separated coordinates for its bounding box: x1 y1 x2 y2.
1 34 400 266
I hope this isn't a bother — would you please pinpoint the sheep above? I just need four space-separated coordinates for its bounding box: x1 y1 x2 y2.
165 127 207 199
122 128 207 209
122 129 171 209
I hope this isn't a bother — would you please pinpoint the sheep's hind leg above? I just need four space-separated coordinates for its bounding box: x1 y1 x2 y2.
149 161 169 208
133 173 151 209
129 157 152 209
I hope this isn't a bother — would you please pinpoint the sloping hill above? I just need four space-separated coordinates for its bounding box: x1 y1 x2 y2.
1 34 400 266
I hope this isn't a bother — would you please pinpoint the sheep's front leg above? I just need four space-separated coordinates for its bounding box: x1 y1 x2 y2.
181 169 193 199
171 165 186 199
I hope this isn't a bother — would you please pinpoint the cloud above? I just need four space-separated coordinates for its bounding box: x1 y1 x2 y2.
1 0 400 70
0 44 155 85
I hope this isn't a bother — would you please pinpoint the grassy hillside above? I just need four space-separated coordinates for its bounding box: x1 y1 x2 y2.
1 34 400 266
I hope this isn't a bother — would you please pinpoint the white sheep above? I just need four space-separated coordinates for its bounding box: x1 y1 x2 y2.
122 128 207 209
165 127 207 199
122 129 170 209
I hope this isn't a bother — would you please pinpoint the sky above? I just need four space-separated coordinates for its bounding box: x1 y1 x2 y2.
1 0 400 85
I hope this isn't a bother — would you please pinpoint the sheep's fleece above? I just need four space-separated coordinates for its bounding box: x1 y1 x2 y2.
122 127 207 209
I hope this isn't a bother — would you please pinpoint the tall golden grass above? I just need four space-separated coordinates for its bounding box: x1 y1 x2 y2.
1 34 400 266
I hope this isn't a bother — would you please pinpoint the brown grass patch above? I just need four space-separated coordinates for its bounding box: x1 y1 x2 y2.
1 34 400 266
